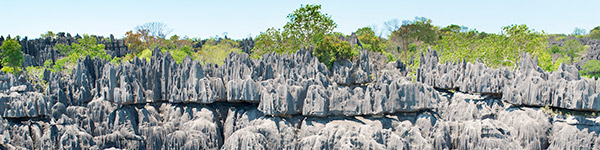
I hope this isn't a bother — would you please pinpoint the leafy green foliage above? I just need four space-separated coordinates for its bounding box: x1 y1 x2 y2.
0 38 23 74
25 66 44 79
314 34 358 68
252 28 292 57
355 27 385 53
383 52 397 62
44 60 53 67
440 24 463 33
433 24 556 71
550 45 560 54
283 4 336 50
50 35 109 73
41 31 56 39
589 26 600 40
55 43 72 55
1 67 18 75
170 46 194 64
25 66 48 91
196 38 243 65
253 4 363 69
561 39 587 64
580 60 600 78
110 53 136 65
389 17 438 52
137 49 152 62
253 4 337 55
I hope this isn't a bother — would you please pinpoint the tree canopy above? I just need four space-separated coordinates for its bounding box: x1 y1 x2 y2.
0 38 23 74
283 4 336 50
252 4 357 68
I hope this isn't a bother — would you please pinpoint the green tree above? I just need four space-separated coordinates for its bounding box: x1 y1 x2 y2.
440 24 462 33
561 39 586 64
501 24 552 70
434 24 554 71
0 38 23 74
355 27 384 52
590 26 600 40
252 27 292 57
314 34 358 68
252 4 361 68
41 31 56 39
389 16 438 58
51 35 109 73
572 27 587 36
283 4 336 50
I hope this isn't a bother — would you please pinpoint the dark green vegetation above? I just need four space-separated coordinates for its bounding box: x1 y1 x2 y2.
52 35 110 73
0 38 23 75
581 59 600 78
252 4 357 67
2 4 600 79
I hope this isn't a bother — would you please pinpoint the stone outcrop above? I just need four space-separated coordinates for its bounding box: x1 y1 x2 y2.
0 33 130 69
503 53 600 111
417 49 512 94
0 45 599 150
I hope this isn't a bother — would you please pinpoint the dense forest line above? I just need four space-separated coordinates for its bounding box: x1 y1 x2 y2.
1 4 599 85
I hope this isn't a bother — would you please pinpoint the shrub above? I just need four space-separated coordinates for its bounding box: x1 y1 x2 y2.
138 49 152 62
408 43 418 52
25 66 48 91
383 52 397 62
580 59 600 78
550 45 560 54
50 35 109 73
314 34 358 68
434 24 555 71
356 27 385 53
197 38 242 65
170 46 194 64
561 39 586 64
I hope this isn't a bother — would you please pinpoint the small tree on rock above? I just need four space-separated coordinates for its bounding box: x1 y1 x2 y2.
0 38 23 74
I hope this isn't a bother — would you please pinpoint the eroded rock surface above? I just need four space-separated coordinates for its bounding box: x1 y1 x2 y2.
0 48 599 149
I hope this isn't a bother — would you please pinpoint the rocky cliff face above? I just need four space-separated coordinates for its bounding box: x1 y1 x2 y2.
0 47 599 149
0 33 129 68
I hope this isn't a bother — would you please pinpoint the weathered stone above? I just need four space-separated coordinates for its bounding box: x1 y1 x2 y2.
0 92 50 118
417 49 512 94
227 78 262 103
503 53 600 111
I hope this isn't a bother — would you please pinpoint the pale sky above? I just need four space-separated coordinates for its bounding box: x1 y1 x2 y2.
1 0 599 39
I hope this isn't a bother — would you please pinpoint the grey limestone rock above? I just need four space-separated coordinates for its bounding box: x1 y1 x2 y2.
298 112 450 150
503 52 600 111
258 78 305 116
0 92 50 118
222 117 297 150
223 106 263 142
3 34 600 149
302 84 330 117
227 77 262 103
547 115 600 149
331 50 386 85
417 49 512 94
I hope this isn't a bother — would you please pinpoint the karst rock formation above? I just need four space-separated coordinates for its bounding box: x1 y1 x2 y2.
0 45 599 149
